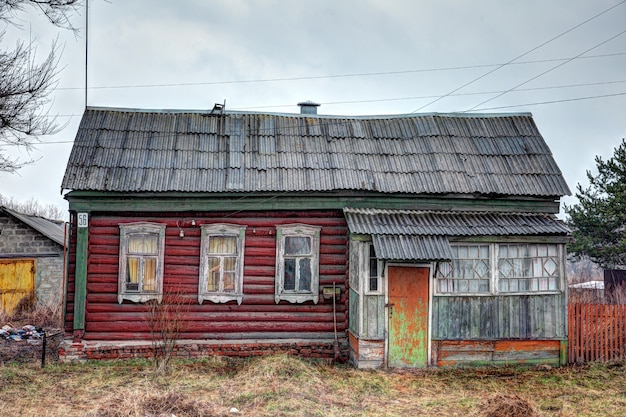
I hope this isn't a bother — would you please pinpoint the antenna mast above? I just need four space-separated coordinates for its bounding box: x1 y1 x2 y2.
84 0 89 107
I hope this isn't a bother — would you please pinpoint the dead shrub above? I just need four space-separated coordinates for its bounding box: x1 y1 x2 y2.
86 387 226 417
1 298 63 329
473 393 537 417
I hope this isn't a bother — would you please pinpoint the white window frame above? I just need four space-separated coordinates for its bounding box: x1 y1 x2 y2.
275 224 321 304
435 242 564 296
198 223 246 305
118 222 166 304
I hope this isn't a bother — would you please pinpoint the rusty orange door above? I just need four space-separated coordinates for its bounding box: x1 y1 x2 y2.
0 259 35 315
388 266 429 367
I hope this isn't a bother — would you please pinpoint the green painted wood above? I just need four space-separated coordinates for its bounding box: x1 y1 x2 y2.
363 295 385 339
73 222 88 331
432 294 566 341
349 288 360 335
65 191 561 214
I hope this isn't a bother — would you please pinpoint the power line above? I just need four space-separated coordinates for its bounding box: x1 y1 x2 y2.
471 92 626 111
231 80 626 110
52 52 626 92
466 30 626 111
411 0 626 113
43 79 626 116
9 90 625 147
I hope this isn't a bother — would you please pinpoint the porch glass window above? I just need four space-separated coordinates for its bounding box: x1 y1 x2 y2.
118 223 165 304
199 224 246 305
498 243 560 292
435 244 490 294
367 244 382 293
436 242 563 295
275 224 321 304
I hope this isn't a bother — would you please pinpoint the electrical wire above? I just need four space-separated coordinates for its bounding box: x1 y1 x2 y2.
411 0 626 113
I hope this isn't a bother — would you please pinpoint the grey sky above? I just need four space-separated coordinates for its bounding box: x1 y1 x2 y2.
2 0 625 217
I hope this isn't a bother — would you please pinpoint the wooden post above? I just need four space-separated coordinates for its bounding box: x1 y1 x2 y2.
73 212 89 340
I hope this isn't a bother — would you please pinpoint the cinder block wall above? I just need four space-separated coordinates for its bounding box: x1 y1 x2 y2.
0 214 64 307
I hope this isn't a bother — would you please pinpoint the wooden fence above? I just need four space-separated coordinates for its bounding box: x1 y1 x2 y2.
568 303 626 363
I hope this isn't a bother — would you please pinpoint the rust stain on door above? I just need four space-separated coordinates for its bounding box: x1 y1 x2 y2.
388 266 429 368
0 259 35 315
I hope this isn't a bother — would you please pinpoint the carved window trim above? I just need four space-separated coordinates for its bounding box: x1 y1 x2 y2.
118 222 166 304
275 224 321 304
198 223 246 305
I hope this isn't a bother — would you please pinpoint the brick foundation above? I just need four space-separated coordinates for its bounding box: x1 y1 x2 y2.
59 338 349 363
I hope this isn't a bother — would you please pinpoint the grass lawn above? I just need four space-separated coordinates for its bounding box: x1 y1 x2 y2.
1 355 625 416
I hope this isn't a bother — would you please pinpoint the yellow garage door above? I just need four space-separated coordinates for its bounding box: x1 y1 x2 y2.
0 259 35 315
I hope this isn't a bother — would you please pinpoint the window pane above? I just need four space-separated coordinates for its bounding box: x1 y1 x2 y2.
298 258 311 291
369 277 378 292
284 259 296 290
369 258 378 279
223 272 235 292
127 257 140 286
285 237 311 255
209 236 237 254
128 234 158 254
223 257 236 272
143 258 157 291
207 257 220 291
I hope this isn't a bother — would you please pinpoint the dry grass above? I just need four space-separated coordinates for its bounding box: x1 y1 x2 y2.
0 298 63 329
1 356 626 416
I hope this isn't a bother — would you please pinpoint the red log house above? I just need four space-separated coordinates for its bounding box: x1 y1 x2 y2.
59 102 571 367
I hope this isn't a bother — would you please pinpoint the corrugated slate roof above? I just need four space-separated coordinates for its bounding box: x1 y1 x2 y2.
343 208 570 237
373 235 453 261
1 207 66 246
344 208 570 261
61 107 571 197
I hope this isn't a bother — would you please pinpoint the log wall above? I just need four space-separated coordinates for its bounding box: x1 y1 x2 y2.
65 210 349 345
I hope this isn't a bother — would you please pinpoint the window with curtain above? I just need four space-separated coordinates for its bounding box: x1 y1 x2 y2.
275 224 321 304
199 224 246 305
118 223 165 304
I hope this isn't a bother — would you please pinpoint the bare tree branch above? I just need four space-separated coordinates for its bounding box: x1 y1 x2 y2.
0 0 80 173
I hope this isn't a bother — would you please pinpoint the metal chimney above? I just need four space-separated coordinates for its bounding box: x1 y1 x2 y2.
297 101 320 115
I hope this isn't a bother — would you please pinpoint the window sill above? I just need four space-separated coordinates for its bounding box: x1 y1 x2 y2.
275 293 319 304
118 293 162 304
199 293 243 305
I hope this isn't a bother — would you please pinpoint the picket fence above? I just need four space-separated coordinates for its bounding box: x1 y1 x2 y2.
568 303 626 363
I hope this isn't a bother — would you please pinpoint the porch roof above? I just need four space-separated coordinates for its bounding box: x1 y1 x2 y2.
344 208 570 261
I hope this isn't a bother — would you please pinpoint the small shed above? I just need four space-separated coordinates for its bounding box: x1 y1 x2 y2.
60 106 571 367
0 207 66 314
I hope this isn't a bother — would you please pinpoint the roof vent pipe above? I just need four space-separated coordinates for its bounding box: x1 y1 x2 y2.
298 101 320 115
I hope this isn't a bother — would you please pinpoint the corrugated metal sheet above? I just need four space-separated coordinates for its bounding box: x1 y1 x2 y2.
61 107 571 197
372 235 453 261
1 207 65 246
345 207 569 261
343 208 571 236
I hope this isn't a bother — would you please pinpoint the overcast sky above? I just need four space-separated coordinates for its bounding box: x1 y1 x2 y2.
2 0 625 218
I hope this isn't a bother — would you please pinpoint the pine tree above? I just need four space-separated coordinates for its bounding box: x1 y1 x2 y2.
566 139 626 269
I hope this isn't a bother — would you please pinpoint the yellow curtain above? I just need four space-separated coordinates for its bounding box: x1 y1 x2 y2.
143 258 157 291
207 258 220 291
128 257 140 284
127 233 158 291
209 236 237 254
128 234 158 254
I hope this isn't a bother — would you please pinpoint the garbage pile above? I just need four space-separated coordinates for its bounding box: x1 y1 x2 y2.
0 324 45 342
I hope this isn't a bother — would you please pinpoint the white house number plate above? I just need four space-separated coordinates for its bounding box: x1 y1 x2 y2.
77 213 88 228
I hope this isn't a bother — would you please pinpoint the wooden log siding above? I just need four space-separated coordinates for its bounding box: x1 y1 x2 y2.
64 210 349 342
432 294 566 340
